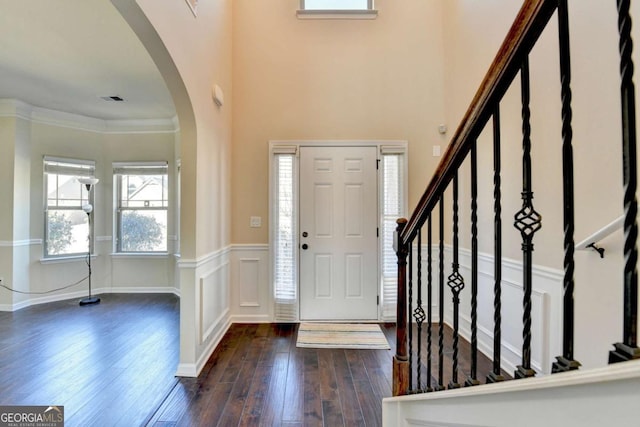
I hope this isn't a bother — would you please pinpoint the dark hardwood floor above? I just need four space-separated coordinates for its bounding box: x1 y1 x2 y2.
0 293 180 427
147 323 509 427
1 295 507 426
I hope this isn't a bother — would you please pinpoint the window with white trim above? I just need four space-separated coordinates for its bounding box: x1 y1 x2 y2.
272 147 298 321
44 157 96 258
114 162 168 253
380 147 407 320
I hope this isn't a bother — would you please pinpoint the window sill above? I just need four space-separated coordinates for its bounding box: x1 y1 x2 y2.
40 254 96 264
296 9 378 19
111 252 170 259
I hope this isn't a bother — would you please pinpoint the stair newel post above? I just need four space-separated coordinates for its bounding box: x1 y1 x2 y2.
488 106 505 384
610 0 640 363
393 218 410 396
448 172 465 389
514 56 541 379
553 0 581 373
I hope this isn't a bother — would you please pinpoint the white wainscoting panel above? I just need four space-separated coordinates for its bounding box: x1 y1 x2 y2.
230 244 270 322
238 258 260 307
199 262 230 344
411 245 562 376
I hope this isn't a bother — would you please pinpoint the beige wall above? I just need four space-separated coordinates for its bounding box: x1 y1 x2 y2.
232 0 448 244
133 0 233 258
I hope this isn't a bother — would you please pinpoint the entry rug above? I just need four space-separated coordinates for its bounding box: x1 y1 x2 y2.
296 323 391 350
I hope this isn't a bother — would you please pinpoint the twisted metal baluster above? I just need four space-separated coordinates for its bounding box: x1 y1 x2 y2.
437 197 445 391
553 0 581 373
408 243 414 391
465 141 480 387
488 106 505 384
427 215 433 391
610 0 640 363
414 229 426 391
514 57 541 379
448 173 465 389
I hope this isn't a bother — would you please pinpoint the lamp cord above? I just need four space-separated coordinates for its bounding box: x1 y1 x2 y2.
0 275 89 295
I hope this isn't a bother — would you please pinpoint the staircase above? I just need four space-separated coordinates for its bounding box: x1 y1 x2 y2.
384 0 640 424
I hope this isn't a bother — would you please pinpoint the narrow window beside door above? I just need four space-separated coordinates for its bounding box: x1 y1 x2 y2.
273 153 298 321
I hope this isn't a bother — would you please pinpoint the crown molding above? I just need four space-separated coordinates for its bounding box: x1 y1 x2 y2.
0 99 178 134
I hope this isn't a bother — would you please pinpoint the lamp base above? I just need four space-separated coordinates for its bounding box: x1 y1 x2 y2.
79 296 101 306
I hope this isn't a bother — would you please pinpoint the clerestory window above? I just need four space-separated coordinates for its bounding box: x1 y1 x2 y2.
297 0 377 19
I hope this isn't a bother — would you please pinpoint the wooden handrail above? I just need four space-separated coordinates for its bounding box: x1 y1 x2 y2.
399 0 557 246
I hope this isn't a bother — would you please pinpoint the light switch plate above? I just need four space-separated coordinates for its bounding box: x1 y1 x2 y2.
250 216 262 228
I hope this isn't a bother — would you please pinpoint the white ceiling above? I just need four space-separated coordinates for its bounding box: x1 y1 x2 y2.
0 1 176 121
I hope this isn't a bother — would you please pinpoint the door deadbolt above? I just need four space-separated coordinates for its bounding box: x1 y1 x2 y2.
302 231 308 238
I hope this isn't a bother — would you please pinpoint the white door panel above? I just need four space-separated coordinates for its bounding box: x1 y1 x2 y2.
299 146 378 320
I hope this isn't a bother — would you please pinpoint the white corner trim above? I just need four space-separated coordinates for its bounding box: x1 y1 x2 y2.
176 316 232 378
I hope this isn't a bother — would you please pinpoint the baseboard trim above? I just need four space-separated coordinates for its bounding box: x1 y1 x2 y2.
230 314 272 323
176 316 232 378
0 286 179 312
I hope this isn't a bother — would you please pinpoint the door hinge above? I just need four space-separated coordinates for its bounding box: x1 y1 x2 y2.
377 227 379 237
377 295 380 305
376 159 380 170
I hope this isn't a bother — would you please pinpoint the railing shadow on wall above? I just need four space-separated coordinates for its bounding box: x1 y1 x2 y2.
392 0 639 396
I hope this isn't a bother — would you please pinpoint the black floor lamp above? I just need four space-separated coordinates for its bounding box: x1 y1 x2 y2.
77 177 100 306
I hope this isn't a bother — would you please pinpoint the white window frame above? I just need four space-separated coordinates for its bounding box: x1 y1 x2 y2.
43 156 96 259
113 161 169 254
297 0 377 19
269 140 407 321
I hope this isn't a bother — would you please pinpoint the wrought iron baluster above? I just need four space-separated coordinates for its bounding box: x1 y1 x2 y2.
437 197 445 391
610 0 640 363
513 56 541 379
488 106 505 384
448 173 465 389
408 243 414 390
553 0 581 373
414 229 426 391
465 140 480 387
427 216 433 392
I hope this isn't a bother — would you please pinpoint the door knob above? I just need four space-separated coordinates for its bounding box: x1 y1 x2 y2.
301 243 309 250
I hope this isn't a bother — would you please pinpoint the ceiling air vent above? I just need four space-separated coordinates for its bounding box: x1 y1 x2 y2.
100 95 125 102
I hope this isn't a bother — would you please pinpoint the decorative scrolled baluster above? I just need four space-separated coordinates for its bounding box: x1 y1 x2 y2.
487 106 505 384
610 0 640 363
408 242 414 391
448 173 465 389
553 0 581 373
413 229 426 391
513 56 541 379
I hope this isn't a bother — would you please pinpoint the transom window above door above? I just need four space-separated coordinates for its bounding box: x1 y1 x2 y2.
301 0 372 10
297 0 377 19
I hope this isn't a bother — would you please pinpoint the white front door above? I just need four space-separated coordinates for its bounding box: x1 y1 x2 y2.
299 146 378 320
